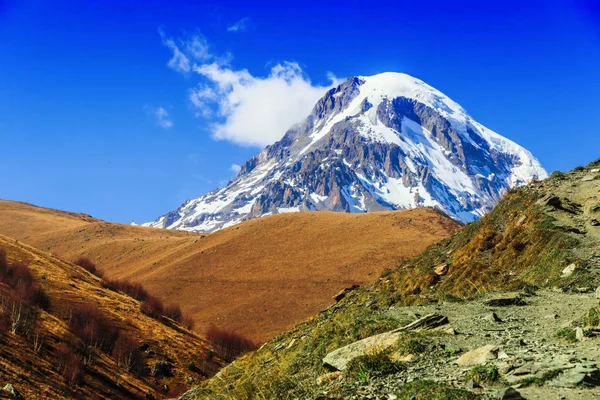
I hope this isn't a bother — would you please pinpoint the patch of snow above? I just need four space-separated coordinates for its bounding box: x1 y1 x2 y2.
310 193 328 203
277 206 300 213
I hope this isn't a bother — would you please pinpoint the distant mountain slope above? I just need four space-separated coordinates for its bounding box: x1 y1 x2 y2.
192 159 600 400
145 72 547 232
0 233 221 399
0 200 459 343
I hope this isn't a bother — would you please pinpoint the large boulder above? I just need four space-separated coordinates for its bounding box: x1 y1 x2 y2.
323 329 400 371
550 363 600 388
323 314 448 371
455 344 499 367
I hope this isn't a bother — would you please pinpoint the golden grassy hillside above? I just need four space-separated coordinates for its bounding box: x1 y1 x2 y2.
0 233 221 399
0 200 460 342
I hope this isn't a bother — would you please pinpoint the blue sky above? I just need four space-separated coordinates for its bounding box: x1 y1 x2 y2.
1 0 599 223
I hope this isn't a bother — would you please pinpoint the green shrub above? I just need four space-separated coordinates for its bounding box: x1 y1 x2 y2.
467 365 498 384
556 328 577 342
345 351 403 382
396 332 426 355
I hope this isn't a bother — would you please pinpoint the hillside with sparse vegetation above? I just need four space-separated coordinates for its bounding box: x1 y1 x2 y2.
0 235 222 399
188 158 600 399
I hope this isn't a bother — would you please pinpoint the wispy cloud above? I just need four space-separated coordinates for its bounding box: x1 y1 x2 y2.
230 163 242 174
160 30 340 147
145 105 173 129
227 17 251 33
160 33 190 73
159 29 212 73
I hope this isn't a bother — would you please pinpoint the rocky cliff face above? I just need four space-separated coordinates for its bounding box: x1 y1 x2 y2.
145 72 547 232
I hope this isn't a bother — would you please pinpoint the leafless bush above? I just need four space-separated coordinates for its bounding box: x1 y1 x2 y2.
112 333 145 375
55 342 83 386
101 275 193 330
164 304 182 322
32 323 45 354
5 291 37 335
73 257 103 278
206 326 257 362
67 302 119 356
102 278 149 301
140 295 164 318
0 256 50 311
181 314 195 331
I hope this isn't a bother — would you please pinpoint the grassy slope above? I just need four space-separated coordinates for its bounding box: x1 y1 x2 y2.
0 201 459 342
0 234 221 399
195 158 600 399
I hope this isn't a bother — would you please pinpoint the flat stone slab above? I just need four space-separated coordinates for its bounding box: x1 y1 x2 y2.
323 313 448 371
455 344 499 367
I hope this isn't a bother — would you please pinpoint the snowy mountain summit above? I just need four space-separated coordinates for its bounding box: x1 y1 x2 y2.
145 72 547 232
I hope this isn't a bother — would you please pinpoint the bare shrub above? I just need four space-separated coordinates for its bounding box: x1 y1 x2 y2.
5 291 37 335
101 275 193 329
165 304 183 322
2 261 34 288
29 286 51 310
112 334 145 375
206 326 257 362
68 302 119 355
102 279 149 301
0 257 50 311
73 257 103 278
55 342 83 386
181 314 195 331
32 323 45 354
140 295 164 318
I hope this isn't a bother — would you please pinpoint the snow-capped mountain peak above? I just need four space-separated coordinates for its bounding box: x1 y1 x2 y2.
144 72 547 232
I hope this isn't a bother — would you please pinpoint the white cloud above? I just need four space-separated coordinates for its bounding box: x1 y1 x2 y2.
227 17 251 32
160 29 212 73
145 105 173 129
192 62 339 146
161 31 341 147
230 163 242 174
161 34 190 73
185 36 211 61
155 107 173 129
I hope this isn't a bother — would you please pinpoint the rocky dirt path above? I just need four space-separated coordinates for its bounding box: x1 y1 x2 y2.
327 289 600 399
396 290 600 397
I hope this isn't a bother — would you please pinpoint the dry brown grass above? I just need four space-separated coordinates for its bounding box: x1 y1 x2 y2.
0 234 221 399
0 200 459 343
